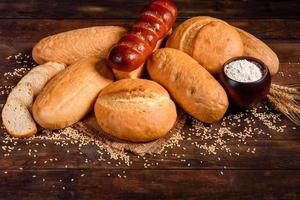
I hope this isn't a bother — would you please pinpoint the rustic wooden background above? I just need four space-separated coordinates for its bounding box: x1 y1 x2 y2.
0 0 299 199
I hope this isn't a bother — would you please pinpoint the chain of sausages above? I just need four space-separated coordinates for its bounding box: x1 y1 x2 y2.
108 0 177 72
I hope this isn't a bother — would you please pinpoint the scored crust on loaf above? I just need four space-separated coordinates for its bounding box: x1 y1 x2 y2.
7 82 34 109
166 16 224 55
192 21 244 75
95 79 177 142
166 16 279 76
2 99 37 138
112 38 164 80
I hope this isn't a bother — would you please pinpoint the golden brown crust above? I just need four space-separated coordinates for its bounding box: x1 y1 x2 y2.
236 28 279 75
32 26 127 65
147 48 228 123
112 38 164 80
32 57 114 129
166 16 223 55
94 79 177 142
166 16 279 76
192 21 244 75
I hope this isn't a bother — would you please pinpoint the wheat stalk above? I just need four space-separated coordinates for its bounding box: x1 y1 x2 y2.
268 84 300 126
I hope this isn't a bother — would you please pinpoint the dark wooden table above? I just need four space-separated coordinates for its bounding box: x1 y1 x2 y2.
0 1 299 199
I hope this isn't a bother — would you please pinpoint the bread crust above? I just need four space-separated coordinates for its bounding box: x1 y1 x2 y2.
32 26 127 65
147 48 228 123
32 57 114 129
94 79 177 142
192 21 243 75
236 28 279 75
166 16 279 76
2 62 65 138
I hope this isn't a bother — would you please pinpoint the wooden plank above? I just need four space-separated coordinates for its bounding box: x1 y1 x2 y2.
0 138 299 170
0 19 300 41
0 20 300 62
0 0 300 19
0 169 299 199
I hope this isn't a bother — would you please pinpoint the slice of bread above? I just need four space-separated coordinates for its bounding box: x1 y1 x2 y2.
2 62 65 138
7 82 34 109
19 62 65 94
2 99 37 138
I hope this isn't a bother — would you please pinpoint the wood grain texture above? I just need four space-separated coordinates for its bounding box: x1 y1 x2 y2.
0 170 299 200
0 0 300 19
0 1 299 199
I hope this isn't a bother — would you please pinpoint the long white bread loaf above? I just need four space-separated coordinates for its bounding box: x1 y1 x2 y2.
32 57 114 129
2 62 65 138
32 26 127 65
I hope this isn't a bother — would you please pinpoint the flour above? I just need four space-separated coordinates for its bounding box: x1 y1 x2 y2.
224 59 262 83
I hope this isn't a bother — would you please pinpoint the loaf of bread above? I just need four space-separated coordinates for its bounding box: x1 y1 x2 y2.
111 36 164 80
192 21 243 75
94 79 177 142
147 48 228 123
2 62 65 138
166 16 279 75
236 28 279 75
32 26 127 65
32 57 114 129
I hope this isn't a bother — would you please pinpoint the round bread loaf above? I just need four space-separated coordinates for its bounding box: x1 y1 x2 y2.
192 21 244 75
94 79 177 142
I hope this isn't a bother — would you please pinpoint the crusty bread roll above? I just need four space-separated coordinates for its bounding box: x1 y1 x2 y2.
192 21 243 75
147 48 228 123
94 79 177 142
32 26 127 65
2 62 65 138
32 57 114 129
166 16 279 75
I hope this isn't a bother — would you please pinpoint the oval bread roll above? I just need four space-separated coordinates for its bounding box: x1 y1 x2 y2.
147 48 228 123
32 26 127 65
94 79 177 142
32 57 114 129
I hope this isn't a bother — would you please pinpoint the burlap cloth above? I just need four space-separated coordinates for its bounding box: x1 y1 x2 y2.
74 109 186 155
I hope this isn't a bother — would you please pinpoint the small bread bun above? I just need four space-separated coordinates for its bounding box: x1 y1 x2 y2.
192 21 243 75
94 79 177 142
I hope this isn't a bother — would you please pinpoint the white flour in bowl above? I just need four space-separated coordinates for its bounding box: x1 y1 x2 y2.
224 59 262 82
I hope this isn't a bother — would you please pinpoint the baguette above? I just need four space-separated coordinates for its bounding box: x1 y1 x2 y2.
2 62 65 138
32 26 127 65
166 16 279 75
32 57 114 129
94 79 177 142
147 48 228 123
